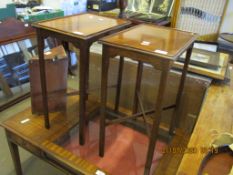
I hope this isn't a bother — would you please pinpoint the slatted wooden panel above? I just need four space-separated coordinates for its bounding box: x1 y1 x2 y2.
172 0 228 41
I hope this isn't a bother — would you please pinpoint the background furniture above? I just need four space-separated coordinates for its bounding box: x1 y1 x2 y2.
87 0 118 11
29 46 68 114
18 9 64 23
0 18 35 111
99 24 197 175
33 13 131 145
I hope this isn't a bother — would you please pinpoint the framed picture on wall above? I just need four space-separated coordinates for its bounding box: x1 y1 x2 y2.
151 0 174 16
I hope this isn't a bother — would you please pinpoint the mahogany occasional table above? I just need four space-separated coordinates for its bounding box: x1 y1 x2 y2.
98 24 197 175
32 13 131 145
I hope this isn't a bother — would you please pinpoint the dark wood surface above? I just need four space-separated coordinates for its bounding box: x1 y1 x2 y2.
33 12 131 144
100 24 197 60
99 24 196 175
0 18 35 45
0 18 35 109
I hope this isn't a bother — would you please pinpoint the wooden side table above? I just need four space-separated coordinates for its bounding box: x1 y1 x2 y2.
98 24 197 175
32 13 131 145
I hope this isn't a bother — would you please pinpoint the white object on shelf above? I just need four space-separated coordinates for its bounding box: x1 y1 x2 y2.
61 0 87 16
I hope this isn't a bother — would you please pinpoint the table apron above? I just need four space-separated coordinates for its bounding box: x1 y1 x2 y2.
103 45 173 71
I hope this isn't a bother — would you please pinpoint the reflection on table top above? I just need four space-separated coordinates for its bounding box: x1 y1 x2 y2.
57 118 167 175
33 13 131 38
100 24 197 60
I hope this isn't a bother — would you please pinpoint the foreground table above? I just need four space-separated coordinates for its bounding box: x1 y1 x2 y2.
99 24 197 175
1 96 109 175
32 13 131 145
177 64 233 174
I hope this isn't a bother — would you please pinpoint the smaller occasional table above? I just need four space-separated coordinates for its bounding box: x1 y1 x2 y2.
32 13 131 145
98 24 197 175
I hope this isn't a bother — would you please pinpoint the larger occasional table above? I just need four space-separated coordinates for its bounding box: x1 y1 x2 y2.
98 24 197 175
32 13 131 145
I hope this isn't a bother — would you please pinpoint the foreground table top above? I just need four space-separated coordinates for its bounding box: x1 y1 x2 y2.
177 64 233 174
100 24 197 60
1 96 108 175
33 13 131 39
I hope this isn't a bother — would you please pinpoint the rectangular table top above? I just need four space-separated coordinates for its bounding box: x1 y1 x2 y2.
33 13 131 39
0 18 35 45
100 24 198 60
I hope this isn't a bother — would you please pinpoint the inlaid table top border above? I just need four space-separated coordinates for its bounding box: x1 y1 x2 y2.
99 24 198 60
32 13 131 40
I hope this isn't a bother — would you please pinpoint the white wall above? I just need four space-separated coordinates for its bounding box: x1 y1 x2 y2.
42 0 63 9
0 0 12 8
220 0 233 33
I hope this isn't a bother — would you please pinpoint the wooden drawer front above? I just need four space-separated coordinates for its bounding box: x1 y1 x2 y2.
6 131 43 158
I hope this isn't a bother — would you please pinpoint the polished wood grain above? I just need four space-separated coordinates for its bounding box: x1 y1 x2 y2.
177 64 233 174
1 96 109 175
33 13 130 39
100 24 197 60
